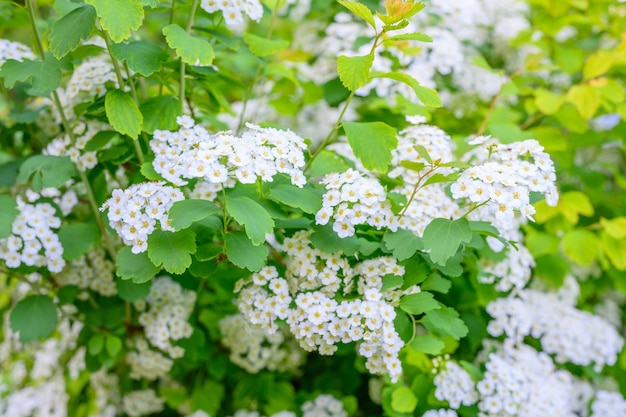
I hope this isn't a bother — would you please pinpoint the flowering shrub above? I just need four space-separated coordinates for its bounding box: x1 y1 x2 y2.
1 0 626 416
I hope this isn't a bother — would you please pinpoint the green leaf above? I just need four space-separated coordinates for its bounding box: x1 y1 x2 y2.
267 184 322 214
242 33 289 57
85 0 144 43
526 231 560 258
17 155 76 192
342 121 397 173
163 24 215 66
191 380 225 417
421 274 451 294
381 274 404 291
308 150 352 177
602 232 626 271
566 84 600 119
422 218 472 266
390 386 418 413
116 246 161 283
421 306 468 340
383 228 422 261
58 222 100 260
0 195 19 239
337 53 374 91
115 277 151 301
534 89 565 115
225 231 268 272
337 0 376 28
105 89 143 140
84 131 119 152
583 51 613 80
9 295 58 342
140 96 181 134
147 229 197 274
409 334 445 355
563 229 598 266
110 40 168 76
399 291 440 315
140 162 165 181
106 335 123 357
88 334 104 355
310 223 360 255
225 196 274 246
0 55 64 94
370 71 442 107
49 5 97 59
168 199 220 230
385 32 431 42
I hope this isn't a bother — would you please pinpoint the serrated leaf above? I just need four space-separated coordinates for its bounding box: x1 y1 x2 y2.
413 144 432 165
410 334 445 355
383 228 422 261
399 291 441 315
225 196 274 246
140 95 181 134
116 246 161 283
390 386 417 413
147 229 196 274
563 229 598 266
342 121 397 173
0 195 19 239
310 223 360 255
421 306 468 340
267 184 322 214
422 218 472 266
168 199 220 230
163 24 215 66
49 5 96 59
9 295 58 342
105 89 143 140
225 231 268 272
84 131 119 152
337 0 376 28
243 33 289 57
370 71 442 107
115 277 151 301
110 40 168 76
399 160 425 172
58 222 100 260
337 53 374 91
85 0 144 43
0 56 63 94
17 155 76 192
422 172 460 187
385 32 431 42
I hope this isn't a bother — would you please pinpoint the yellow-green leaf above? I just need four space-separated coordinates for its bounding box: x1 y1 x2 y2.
534 89 565 115
337 0 376 28
85 0 143 43
583 51 613 80
163 24 215 66
601 217 626 239
243 33 289 57
337 53 374 91
105 89 143 140
566 84 600 119
563 229 598 266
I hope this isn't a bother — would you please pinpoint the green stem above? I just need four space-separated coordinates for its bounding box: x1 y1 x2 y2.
179 0 201 114
101 30 126 90
123 62 146 165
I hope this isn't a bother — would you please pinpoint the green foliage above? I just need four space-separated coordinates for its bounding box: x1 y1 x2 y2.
267 184 322 214
225 195 274 246
9 295 57 342
163 24 215 66
337 53 375 91
399 291 441 315
116 246 161 283
168 199 220 230
422 218 472 266
147 229 197 274
85 0 144 43
105 89 143 140
409 334 445 355
17 155 76 192
140 96 181 133
337 0 376 28
225 231 268 271
0 195 18 239
48 5 97 59
110 41 169 76
421 306 468 340
0 54 65 94
58 222 100 260
390 386 418 413
342 121 397 173
242 33 289 57
115 277 151 301
370 71 442 107
383 228 422 261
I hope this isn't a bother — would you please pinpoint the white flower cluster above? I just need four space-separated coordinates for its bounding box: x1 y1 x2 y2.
237 231 414 382
301 394 347 417
136 276 196 358
423 410 458 417
476 341 579 417
64 54 118 110
54 247 117 297
477 238 535 291
89 370 121 417
122 389 165 417
316 169 397 238
43 120 111 171
452 138 558 238
0 198 65 273
100 182 184 253
127 337 174 380
0 39 35 65
218 313 306 373
591 390 626 417
23 186 78 217
200 0 263 27
151 116 307 192
486 283 624 370
434 361 479 409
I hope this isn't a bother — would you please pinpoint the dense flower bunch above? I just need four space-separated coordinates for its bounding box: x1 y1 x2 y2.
200 0 263 27
0 39 34 64
422 410 458 417
591 390 626 417
486 279 624 370
151 116 307 191
0 198 65 273
43 119 111 171
122 389 166 417
315 169 398 237
100 182 185 253
218 313 306 373
54 247 117 297
433 361 479 409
